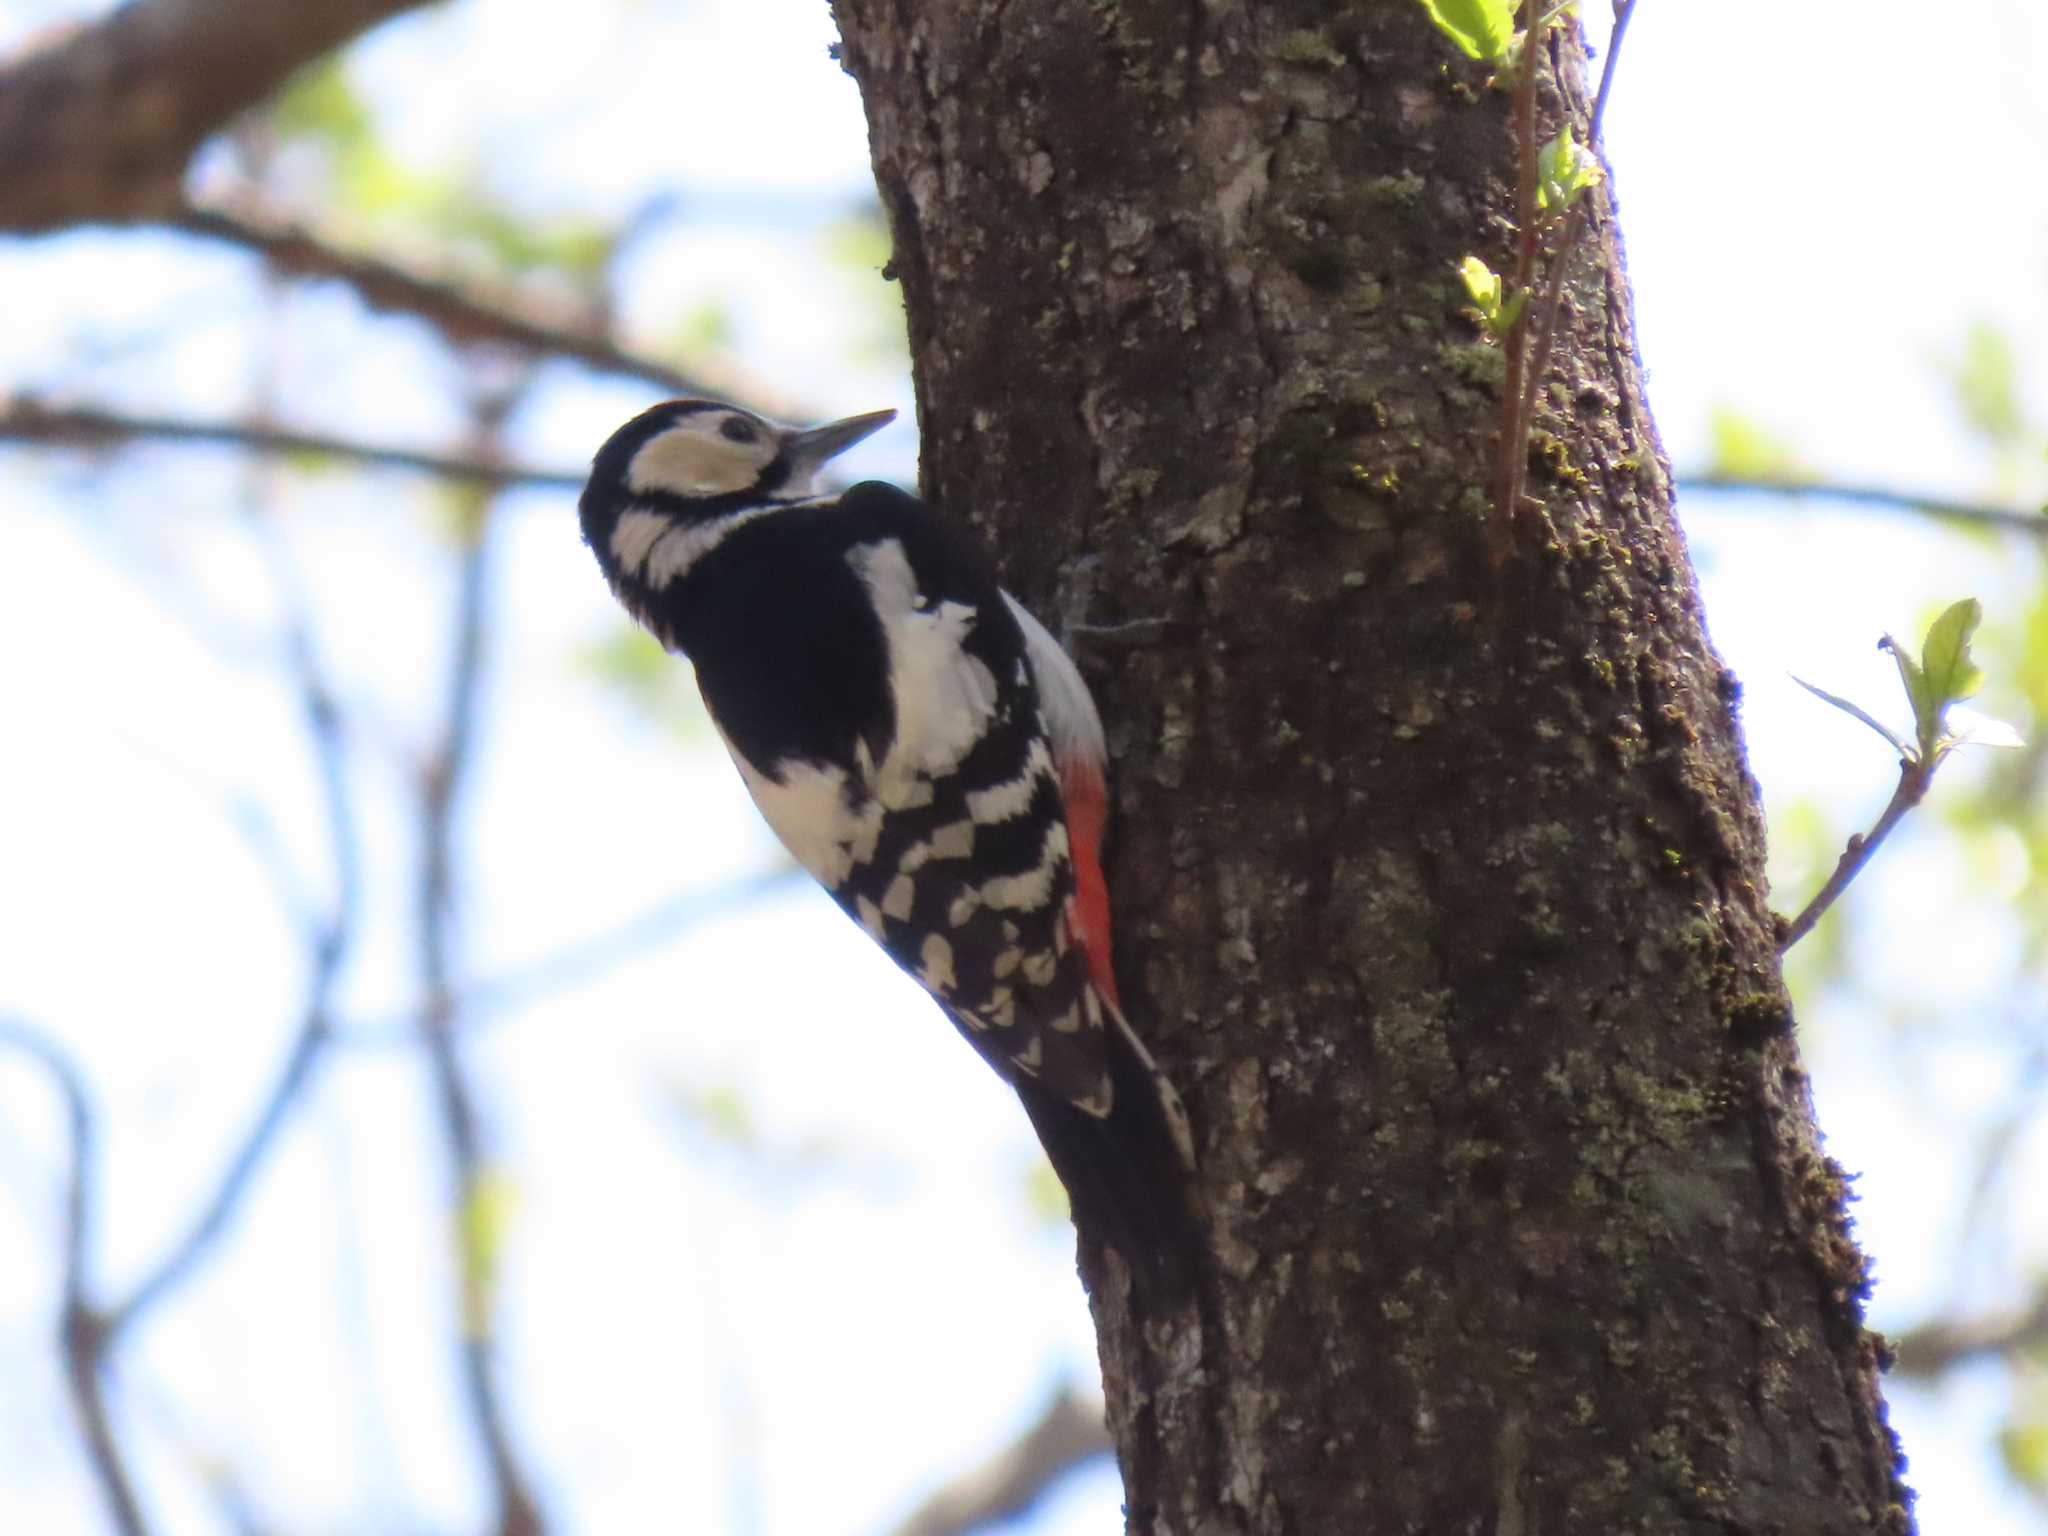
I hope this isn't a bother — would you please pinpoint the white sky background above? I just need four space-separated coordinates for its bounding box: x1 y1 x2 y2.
1 1 2046 1533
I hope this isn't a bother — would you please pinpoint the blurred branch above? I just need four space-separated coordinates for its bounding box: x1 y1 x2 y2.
105 460 365 1339
173 196 768 404
0 1021 149 1536
1678 474 2048 535
1891 1290 2048 1378
0 0 434 231
0 396 580 490
0 483 372 1534
889 1383 1111 1536
340 867 804 1048
414 397 545 1536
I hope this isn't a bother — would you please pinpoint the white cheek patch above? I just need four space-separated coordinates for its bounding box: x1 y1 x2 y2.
628 427 767 497
612 502 784 590
609 509 670 576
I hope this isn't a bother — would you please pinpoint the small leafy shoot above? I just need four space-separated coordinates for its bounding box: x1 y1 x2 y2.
1459 256 1525 336
1780 598 2019 952
1416 0 1515 61
1535 127 1602 216
1881 597 1995 764
1801 599 2019 773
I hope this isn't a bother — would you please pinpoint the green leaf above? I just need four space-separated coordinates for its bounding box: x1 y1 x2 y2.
1878 632 1934 748
457 1168 519 1340
1458 255 1521 335
1942 705 2025 752
2001 1416 2048 1495
1948 322 2027 450
1416 0 1516 61
1790 675 1912 760
269 59 374 155
1919 597 1985 708
1535 126 1602 214
1706 406 1806 482
1458 255 1502 312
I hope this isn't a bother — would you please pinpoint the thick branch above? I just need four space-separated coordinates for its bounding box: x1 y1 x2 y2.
0 0 434 231
890 1385 1111 1536
1890 1291 2048 1378
173 198 763 403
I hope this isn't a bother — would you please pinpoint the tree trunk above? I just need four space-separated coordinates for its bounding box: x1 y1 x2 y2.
832 4 1913 1533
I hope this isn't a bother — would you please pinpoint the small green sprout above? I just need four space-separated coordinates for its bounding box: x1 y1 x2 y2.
1415 0 1516 62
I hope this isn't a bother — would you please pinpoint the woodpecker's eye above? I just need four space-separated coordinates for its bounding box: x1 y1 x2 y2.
719 416 760 445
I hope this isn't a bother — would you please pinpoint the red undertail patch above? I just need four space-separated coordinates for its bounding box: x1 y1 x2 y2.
1058 754 1120 1010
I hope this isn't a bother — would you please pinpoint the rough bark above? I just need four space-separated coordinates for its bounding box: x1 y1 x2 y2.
0 0 433 232
832 5 1912 1533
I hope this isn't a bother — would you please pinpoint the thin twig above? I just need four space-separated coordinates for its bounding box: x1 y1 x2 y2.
12 395 2046 542
0 1022 149 1536
172 197 777 409
0 397 581 490
1515 0 1635 508
337 867 804 1049
1777 758 1932 951
105 419 365 1339
1677 474 2048 535
414 399 545 1536
1489 0 1545 564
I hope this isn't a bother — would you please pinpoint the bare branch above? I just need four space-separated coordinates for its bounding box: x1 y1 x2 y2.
1777 758 1931 952
1678 474 2048 535
0 0 434 232
339 867 804 1049
172 196 775 406
413 397 545 1536
0 1022 149 1536
106 506 362 1338
1890 1289 2048 1378
13 395 2045 555
0 396 581 490
889 1384 1111 1536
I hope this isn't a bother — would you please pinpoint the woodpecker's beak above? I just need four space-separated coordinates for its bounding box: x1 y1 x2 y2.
784 409 896 477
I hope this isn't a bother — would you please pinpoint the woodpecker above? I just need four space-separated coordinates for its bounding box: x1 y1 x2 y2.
578 397 1202 1300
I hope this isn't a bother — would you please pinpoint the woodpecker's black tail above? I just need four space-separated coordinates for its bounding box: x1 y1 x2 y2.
1014 1005 1206 1308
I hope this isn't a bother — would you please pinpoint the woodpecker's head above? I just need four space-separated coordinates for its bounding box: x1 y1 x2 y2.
583 398 894 514
579 397 896 605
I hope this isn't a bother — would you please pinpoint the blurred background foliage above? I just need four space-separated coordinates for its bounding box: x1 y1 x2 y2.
1 1 2046 1533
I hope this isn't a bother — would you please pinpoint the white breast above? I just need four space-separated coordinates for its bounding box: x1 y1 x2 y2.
848 539 1002 796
